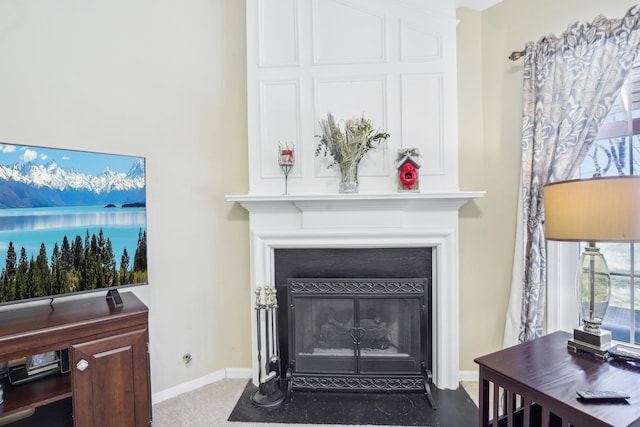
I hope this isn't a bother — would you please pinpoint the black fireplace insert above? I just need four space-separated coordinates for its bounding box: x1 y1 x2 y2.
286 278 434 407
273 247 434 406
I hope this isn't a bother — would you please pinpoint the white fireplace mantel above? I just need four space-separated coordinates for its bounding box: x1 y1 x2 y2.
227 191 484 211
227 190 484 390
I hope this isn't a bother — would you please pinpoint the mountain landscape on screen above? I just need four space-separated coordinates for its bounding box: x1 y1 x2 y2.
0 158 145 209
0 143 148 305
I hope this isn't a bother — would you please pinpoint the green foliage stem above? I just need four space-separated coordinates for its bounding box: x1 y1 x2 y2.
316 113 390 170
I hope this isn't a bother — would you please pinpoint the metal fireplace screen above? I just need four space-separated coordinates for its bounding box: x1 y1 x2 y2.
286 278 432 396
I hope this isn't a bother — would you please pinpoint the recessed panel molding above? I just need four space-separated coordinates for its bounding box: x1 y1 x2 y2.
401 73 445 176
259 80 301 178
258 0 300 67
312 0 387 65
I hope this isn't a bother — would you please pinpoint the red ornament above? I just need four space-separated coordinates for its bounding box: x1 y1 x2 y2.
279 149 294 165
399 163 418 189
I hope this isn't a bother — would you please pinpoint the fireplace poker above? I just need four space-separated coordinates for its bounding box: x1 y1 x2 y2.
267 287 281 380
254 287 263 384
263 287 272 379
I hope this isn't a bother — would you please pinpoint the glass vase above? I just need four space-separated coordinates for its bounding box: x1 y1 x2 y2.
339 162 359 193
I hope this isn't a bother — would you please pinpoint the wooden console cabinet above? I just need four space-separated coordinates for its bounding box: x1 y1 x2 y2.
0 292 151 427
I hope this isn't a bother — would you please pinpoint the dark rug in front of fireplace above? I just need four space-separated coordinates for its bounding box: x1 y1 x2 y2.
227 380 477 426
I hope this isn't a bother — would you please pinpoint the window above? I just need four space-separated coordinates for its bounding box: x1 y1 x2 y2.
575 63 640 346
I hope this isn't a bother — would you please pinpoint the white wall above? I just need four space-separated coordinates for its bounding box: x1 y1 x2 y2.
0 0 250 394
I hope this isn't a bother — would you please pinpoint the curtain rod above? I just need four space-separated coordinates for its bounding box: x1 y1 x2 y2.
509 50 525 61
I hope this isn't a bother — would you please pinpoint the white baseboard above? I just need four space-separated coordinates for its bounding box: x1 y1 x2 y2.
458 370 479 382
225 367 252 378
152 368 250 405
152 368 478 405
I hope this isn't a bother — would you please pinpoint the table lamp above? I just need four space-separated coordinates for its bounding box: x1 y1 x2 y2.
543 176 640 359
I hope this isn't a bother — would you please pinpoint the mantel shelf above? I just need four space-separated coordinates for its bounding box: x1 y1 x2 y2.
226 191 485 212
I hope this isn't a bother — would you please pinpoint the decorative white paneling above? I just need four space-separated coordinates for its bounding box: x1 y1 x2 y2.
258 0 299 67
314 76 388 177
400 20 442 62
259 80 301 178
246 0 461 193
401 73 444 175
312 0 386 65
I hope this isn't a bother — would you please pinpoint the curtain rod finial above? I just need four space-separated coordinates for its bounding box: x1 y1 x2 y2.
509 50 525 61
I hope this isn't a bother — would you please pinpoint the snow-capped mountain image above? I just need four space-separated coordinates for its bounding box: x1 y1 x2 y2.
0 144 146 209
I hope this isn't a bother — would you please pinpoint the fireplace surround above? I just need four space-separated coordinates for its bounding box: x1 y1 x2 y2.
226 193 482 390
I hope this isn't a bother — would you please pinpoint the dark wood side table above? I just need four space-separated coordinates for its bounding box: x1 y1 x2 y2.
475 331 640 427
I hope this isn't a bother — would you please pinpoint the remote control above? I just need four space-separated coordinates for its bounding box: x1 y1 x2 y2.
576 390 630 401
608 348 640 363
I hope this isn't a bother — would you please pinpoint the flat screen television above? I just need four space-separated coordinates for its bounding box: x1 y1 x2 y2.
0 143 147 307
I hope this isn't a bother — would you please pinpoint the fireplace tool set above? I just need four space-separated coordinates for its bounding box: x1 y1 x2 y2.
251 286 286 407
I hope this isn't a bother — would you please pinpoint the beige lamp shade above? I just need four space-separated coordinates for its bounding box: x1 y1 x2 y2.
543 176 640 242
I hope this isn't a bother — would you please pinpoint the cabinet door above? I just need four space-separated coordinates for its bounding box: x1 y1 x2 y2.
71 329 151 427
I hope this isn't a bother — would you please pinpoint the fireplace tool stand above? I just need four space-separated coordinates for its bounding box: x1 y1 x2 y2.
251 286 285 407
421 363 436 409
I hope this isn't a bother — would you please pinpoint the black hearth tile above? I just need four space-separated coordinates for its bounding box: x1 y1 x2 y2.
228 380 477 426
432 388 479 427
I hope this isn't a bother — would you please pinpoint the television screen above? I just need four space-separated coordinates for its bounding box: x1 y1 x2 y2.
0 143 147 305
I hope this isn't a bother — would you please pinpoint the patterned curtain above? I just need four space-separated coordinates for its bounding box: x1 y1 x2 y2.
504 5 640 347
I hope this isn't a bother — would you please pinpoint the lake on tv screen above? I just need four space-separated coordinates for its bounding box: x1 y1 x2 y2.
0 206 146 271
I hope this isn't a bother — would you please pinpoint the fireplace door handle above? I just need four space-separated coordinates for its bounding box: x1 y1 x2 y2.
348 327 367 344
358 327 367 343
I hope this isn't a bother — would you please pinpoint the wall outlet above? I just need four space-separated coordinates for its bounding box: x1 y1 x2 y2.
182 353 192 364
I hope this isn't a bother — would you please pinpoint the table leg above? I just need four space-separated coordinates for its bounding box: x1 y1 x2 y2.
479 368 490 427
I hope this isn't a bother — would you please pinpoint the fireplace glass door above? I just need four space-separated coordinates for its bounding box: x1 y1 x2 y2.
359 297 421 374
291 295 423 376
293 297 355 373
